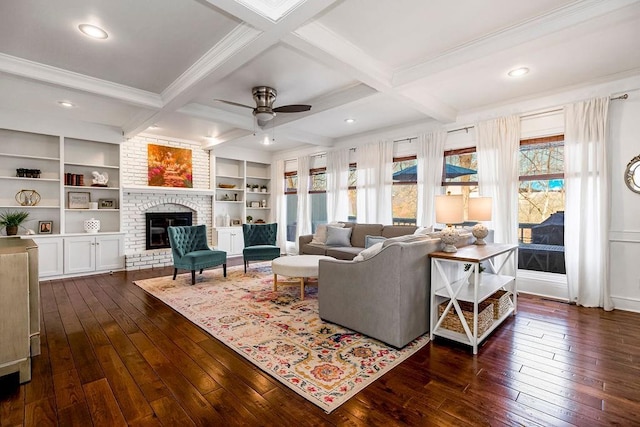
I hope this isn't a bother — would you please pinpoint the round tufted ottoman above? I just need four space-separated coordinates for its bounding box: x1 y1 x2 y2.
271 255 334 299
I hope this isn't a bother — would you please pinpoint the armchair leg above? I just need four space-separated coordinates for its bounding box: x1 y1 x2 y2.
244 260 247 273
173 268 178 280
199 269 203 274
223 263 227 277
191 270 196 285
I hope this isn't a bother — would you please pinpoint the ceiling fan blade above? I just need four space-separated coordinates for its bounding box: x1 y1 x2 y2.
214 99 254 110
273 104 312 113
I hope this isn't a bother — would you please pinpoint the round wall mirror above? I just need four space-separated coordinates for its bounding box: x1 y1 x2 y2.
625 154 640 194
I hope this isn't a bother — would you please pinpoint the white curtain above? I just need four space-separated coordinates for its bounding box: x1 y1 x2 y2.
295 155 311 252
272 159 287 252
564 97 612 310
476 116 520 246
326 148 351 222
356 140 393 224
416 130 446 227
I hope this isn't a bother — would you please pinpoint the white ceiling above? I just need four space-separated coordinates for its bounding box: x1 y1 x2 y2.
1 0 639 153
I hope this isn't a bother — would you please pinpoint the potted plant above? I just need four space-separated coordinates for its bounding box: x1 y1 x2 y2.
260 184 268 193
464 263 486 285
246 215 253 223
252 184 259 192
0 210 30 236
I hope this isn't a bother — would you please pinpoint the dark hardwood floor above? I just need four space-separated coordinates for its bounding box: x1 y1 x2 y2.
2 261 640 426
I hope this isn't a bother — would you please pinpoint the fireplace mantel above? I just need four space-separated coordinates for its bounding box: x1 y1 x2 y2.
123 185 216 195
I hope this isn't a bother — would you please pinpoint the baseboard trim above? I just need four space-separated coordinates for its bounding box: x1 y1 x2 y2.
610 295 640 313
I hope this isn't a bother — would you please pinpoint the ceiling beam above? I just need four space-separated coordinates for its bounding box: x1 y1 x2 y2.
284 22 458 123
123 0 341 138
177 103 255 130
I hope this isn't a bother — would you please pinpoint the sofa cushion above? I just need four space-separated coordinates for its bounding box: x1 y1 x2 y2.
301 243 327 256
381 225 417 238
326 246 362 260
351 224 383 247
311 222 344 244
365 234 387 248
326 226 353 246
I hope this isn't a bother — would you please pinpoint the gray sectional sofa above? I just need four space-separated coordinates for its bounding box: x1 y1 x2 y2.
317 232 475 348
298 222 417 260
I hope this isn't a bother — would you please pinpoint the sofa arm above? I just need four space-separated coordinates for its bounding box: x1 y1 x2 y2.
298 234 313 254
318 241 432 348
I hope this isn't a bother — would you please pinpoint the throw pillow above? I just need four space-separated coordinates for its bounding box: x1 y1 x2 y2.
381 234 429 248
325 226 353 247
413 225 434 235
354 241 384 262
365 234 387 248
310 222 344 244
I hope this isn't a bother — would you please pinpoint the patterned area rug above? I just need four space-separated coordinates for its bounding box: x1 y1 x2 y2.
133 263 429 413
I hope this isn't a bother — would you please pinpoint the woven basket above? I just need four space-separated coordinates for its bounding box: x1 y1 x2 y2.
438 300 494 336
486 290 511 319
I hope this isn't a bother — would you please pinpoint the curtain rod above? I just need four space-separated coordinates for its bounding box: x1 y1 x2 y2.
352 94 630 149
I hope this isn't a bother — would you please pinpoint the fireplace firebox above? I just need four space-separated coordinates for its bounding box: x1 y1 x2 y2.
145 212 192 250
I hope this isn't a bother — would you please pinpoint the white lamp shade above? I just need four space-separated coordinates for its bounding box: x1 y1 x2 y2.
435 194 464 224
468 197 492 221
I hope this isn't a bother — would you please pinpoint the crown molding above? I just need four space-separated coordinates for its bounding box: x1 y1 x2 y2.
393 0 640 87
0 53 162 109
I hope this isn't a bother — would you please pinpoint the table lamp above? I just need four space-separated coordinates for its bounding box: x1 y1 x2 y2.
435 193 464 252
468 197 492 245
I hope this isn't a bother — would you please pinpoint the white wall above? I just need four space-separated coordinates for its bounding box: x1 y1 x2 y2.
609 90 640 312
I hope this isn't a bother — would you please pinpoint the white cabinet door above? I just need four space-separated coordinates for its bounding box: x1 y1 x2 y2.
63 236 96 274
95 234 124 271
32 237 64 278
216 228 244 255
230 229 244 254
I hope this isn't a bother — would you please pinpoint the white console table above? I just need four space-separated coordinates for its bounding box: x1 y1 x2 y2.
430 243 518 354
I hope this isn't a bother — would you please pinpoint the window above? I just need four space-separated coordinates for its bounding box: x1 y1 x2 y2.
518 135 565 274
285 172 297 242
392 156 417 225
309 168 327 232
442 148 479 219
348 163 357 221
284 167 328 242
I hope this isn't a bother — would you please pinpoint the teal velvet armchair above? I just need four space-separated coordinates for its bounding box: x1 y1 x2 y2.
242 223 280 273
167 225 227 285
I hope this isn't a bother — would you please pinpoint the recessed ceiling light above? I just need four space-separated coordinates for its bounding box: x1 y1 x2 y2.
262 135 273 146
345 118 355 124
58 101 75 108
78 24 108 40
508 67 529 77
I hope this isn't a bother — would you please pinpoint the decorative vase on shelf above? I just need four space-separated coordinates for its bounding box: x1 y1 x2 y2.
84 218 100 233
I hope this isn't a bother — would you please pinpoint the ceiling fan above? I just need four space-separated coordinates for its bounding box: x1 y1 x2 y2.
215 86 311 127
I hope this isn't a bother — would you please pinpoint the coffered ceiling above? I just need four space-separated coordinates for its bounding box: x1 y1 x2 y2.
0 0 639 152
